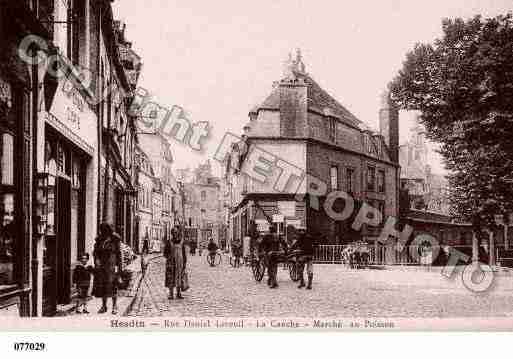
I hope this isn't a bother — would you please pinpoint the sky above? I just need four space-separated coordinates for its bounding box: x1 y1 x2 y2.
113 0 512 176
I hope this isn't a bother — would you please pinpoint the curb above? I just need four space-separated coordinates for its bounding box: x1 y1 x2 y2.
122 254 163 316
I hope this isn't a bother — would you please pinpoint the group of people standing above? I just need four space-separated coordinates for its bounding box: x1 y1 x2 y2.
71 223 123 315
74 220 314 314
73 222 189 315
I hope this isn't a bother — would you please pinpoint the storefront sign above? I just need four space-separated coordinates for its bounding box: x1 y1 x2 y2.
255 219 270 232
286 219 302 228
278 201 295 217
273 214 284 223
44 78 96 155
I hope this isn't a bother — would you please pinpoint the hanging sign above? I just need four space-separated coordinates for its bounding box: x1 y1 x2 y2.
272 214 284 223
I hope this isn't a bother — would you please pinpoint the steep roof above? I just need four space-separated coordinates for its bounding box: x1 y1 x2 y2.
304 73 361 128
249 71 362 129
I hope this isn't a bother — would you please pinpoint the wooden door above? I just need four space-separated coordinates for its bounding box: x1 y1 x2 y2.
56 177 72 304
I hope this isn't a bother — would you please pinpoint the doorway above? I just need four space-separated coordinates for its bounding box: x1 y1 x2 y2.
42 176 72 316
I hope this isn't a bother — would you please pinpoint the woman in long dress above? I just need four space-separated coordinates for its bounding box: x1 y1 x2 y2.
164 225 187 299
93 223 122 314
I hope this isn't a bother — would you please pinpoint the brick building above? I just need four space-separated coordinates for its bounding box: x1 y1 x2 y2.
226 50 400 246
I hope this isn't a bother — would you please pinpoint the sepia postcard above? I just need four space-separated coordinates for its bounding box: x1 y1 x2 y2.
0 0 513 335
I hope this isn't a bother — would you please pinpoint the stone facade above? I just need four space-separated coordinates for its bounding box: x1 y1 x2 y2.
137 134 180 251
181 161 225 249
226 50 400 245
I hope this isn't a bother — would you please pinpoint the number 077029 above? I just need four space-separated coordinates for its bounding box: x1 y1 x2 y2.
13 342 46 351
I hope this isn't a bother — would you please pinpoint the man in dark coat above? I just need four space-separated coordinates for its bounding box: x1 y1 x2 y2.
291 228 314 289
261 225 287 288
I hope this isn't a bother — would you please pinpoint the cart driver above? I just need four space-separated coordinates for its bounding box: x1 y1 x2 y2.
291 228 314 289
261 224 288 289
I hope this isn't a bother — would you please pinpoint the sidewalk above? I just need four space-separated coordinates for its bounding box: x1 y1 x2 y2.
55 253 162 317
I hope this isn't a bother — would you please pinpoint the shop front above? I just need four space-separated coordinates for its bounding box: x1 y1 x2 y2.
0 72 32 317
37 75 98 316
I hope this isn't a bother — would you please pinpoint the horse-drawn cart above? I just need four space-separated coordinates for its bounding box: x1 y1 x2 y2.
251 249 302 282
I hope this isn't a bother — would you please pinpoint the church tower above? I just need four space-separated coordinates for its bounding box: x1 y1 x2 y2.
408 113 428 166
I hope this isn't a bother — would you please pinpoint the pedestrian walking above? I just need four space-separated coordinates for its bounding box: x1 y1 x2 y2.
207 239 218 267
291 228 314 289
72 253 93 314
142 234 150 255
231 238 242 267
93 223 123 314
164 225 187 299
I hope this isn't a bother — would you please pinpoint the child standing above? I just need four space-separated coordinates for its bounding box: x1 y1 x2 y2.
73 253 93 314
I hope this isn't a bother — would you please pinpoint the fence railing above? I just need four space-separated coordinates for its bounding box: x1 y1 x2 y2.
313 244 477 266
313 245 346 263
313 244 513 268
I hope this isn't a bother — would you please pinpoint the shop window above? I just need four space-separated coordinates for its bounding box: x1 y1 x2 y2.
0 192 15 285
72 157 81 189
0 81 16 285
1 134 14 186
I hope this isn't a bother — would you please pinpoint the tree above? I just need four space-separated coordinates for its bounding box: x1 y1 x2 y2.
390 14 513 236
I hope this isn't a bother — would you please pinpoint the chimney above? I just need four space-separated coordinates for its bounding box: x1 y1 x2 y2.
379 90 399 163
279 49 308 137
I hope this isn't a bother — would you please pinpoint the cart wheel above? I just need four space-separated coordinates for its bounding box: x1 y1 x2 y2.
289 261 299 282
214 253 222 266
207 254 214 266
252 258 265 282
207 252 222 267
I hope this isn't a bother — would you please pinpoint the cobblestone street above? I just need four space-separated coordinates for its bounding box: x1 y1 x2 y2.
127 254 513 318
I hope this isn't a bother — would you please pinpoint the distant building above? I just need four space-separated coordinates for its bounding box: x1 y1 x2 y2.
225 50 400 245
137 134 180 251
181 161 225 249
135 146 155 253
399 115 450 214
